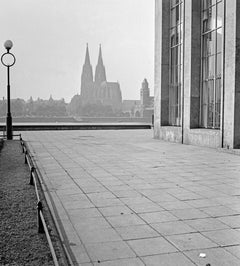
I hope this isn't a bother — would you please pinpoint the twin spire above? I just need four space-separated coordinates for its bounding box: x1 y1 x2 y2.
83 44 106 84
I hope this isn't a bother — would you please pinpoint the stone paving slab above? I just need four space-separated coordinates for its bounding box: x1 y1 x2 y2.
21 130 240 265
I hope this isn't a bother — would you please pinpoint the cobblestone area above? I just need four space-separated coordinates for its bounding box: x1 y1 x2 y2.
22 130 240 265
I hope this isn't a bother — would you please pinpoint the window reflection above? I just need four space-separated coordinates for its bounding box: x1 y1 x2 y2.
169 0 183 126
201 0 223 129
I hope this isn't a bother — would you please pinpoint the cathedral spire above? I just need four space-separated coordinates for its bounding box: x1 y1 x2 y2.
95 44 106 83
81 44 93 96
85 43 91 65
97 44 103 65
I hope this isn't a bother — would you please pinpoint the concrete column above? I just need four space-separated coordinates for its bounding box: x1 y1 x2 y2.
154 0 170 138
224 0 240 148
183 0 201 143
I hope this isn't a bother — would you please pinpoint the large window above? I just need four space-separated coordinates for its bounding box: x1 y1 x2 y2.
169 0 183 126
201 0 223 129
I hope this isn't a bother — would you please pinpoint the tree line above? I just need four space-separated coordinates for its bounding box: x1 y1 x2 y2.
0 96 67 117
0 94 130 117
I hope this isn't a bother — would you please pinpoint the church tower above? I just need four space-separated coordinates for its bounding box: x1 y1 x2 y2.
81 44 93 97
140 78 150 106
95 44 106 84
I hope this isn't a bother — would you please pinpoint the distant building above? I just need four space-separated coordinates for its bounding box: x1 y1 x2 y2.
122 100 141 117
80 44 122 111
140 78 154 117
123 79 153 118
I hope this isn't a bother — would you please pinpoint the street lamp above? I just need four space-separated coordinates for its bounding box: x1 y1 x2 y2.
1 40 16 140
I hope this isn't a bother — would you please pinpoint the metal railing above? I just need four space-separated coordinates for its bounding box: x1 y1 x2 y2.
20 138 59 266
0 133 22 139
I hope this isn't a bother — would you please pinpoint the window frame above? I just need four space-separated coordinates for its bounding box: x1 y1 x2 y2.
200 0 223 129
169 0 184 126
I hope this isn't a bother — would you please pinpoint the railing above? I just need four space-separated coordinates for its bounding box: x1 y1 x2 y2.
0 133 22 139
20 138 59 266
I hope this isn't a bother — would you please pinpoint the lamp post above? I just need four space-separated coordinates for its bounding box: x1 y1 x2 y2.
1 40 16 140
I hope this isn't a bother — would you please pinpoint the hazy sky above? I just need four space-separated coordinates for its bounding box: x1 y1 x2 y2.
0 0 154 103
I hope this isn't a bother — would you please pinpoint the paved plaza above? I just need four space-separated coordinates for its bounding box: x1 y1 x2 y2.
22 129 240 265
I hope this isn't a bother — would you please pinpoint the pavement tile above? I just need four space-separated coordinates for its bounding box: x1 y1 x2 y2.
127 237 177 256
184 247 240 266
115 224 160 240
186 199 220 208
151 220 196 236
127 203 164 213
139 211 178 224
90 198 124 208
86 191 116 200
120 197 153 205
81 185 108 194
224 245 240 259
202 229 240 246
73 217 111 231
142 252 195 266
112 190 143 198
200 205 240 217
62 199 94 209
104 185 133 192
78 227 121 243
93 258 145 266
147 194 177 202
99 205 133 217
70 244 91 264
166 232 218 251
85 241 136 262
106 214 146 227
185 217 229 232
217 215 240 228
170 208 210 220
159 201 192 210
172 192 204 201
68 208 102 218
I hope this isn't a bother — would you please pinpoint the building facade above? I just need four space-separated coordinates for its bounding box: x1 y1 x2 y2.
154 0 240 149
80 44 122 111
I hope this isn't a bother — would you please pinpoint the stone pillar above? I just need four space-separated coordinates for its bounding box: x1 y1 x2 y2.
183 0 201 142
223 0 240 148
154 0 170 138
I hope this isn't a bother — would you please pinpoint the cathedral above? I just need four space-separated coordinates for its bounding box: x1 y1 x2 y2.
80 44 122 111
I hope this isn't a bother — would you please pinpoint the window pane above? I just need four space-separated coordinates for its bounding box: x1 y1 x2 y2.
176 5 180 25
171 66 175 83
216 29 222 53
180 4 183 23
171 0 180 7
170 28 176 46
177 24 182 44
202 5 216 32
177 45 181 65
171 47 177 66
215 77 221 128
171 8 176 28
217 2 223 28
207 80 214 127
175 65 179 83
216 53 222 76
203 31 216 56
202 81 208 127
208 55 215 78
202 57 209 80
